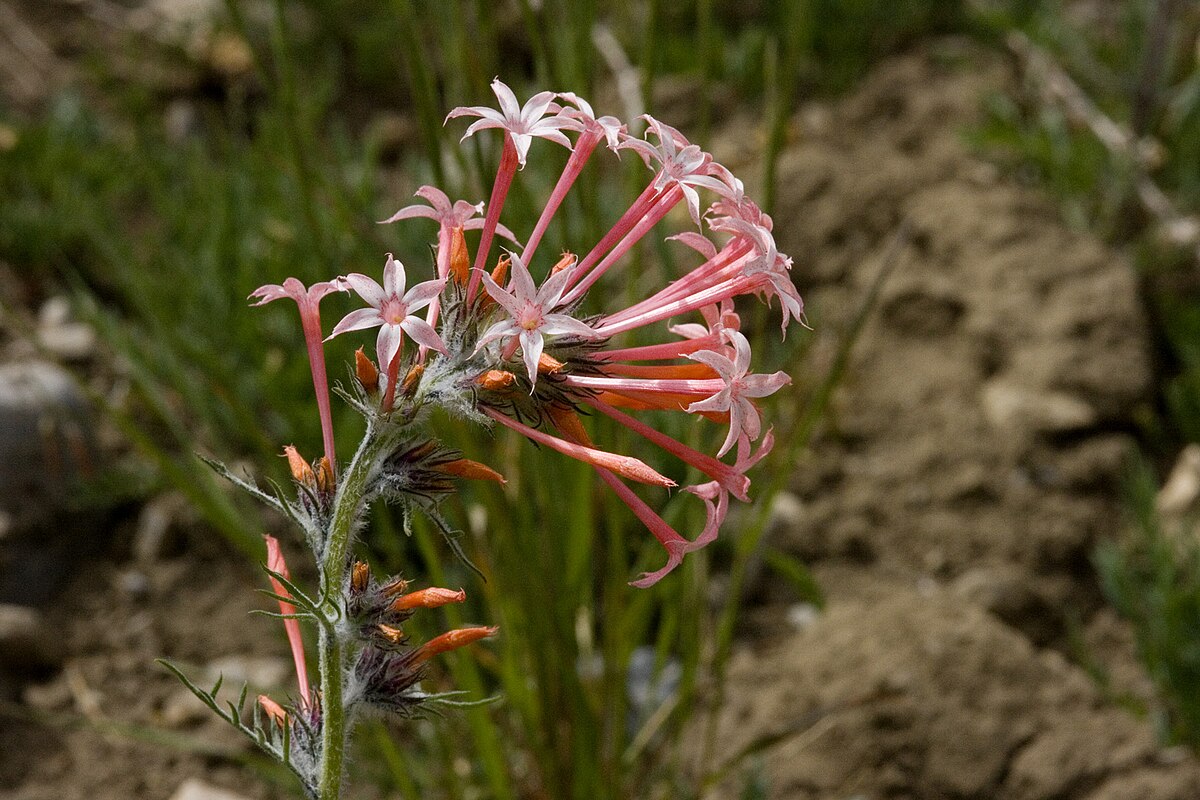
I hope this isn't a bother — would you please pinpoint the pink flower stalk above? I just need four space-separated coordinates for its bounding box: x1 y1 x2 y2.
482 407 675 488
446 79 574 300
249 278 345 477
475 252 601 384
328 254 447 396
558 118 740 305
521 94 626 265
264 534 311 706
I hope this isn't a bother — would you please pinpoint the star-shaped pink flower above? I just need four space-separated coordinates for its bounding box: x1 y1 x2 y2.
686 330 790 457
475 253 601 384
618 115 736 224
329 255 448 371
445 78 573 167
378 185 520 243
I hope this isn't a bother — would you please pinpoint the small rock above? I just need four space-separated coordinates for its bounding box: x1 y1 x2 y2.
1157 444 1200 517
134 493 188 564
981 379 1097 434
22 675 72 711
117 570 151 600
169 778 254 800
786 602 820 631
205 655 291 689
0 603 61 673
0 361 94 524
37 296 96 360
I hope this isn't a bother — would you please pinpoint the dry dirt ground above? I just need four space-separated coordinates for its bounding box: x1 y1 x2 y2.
1 33 1197 800
704 41 1200 800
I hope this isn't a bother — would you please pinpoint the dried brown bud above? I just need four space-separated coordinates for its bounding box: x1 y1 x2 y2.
314 457 334 493
476 370 516 390
351 561 370 594
389 587 467 612
434 458 507 484
283 445 315 484
377 624 406 645
355 348 379 393
449 226 470 285
379 576 410 598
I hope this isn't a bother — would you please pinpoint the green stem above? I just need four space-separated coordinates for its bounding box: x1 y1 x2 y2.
317 428 391 800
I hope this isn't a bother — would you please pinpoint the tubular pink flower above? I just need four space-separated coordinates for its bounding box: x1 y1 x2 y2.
617 115 737 224
264 534 310 705
475 252 602 384
482 407 675 488
328 254 448 377
249 277 345 477
550 413 727 588
686 331 791 456
380 186 519 352
521 94 627 265
584 396 751 501
446 79 574 301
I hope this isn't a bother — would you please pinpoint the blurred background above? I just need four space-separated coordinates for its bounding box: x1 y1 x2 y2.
2 1 1200 798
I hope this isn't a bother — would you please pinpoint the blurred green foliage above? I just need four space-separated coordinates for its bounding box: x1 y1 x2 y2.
1096 462 1200 749
0 0 968 796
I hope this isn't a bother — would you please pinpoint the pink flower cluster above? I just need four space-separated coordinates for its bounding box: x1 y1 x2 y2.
253 79 803 587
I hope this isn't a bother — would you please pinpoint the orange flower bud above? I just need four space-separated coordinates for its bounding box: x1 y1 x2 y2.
537 353 564 374
476 370 516 390
490 255 510 286
434 458 507 484
351 561 370 594
377 624 406 645
315 457 334 493
546 405 592 446
551 251 576 274
355 348 379 393
389 587 467 612
402 363 424 395
449 226 470 285
283 445 315 484
258 694 288 728
414 626 498 665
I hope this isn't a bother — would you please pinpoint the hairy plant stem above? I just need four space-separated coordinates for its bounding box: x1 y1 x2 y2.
317 427 390 800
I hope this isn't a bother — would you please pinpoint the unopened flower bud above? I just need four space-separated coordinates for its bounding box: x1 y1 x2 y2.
434 458 507 484
315 457 335 493
351 561 370 594
490 255 510 286
476 370 516 390
355 348 379 394
283 445 315 485
401 363 424 395
414 626 498 665
258 694 288 728
537 353 564 374
449 226 470 285
389 587 467 612
551 251 576 274
547 405 592 445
